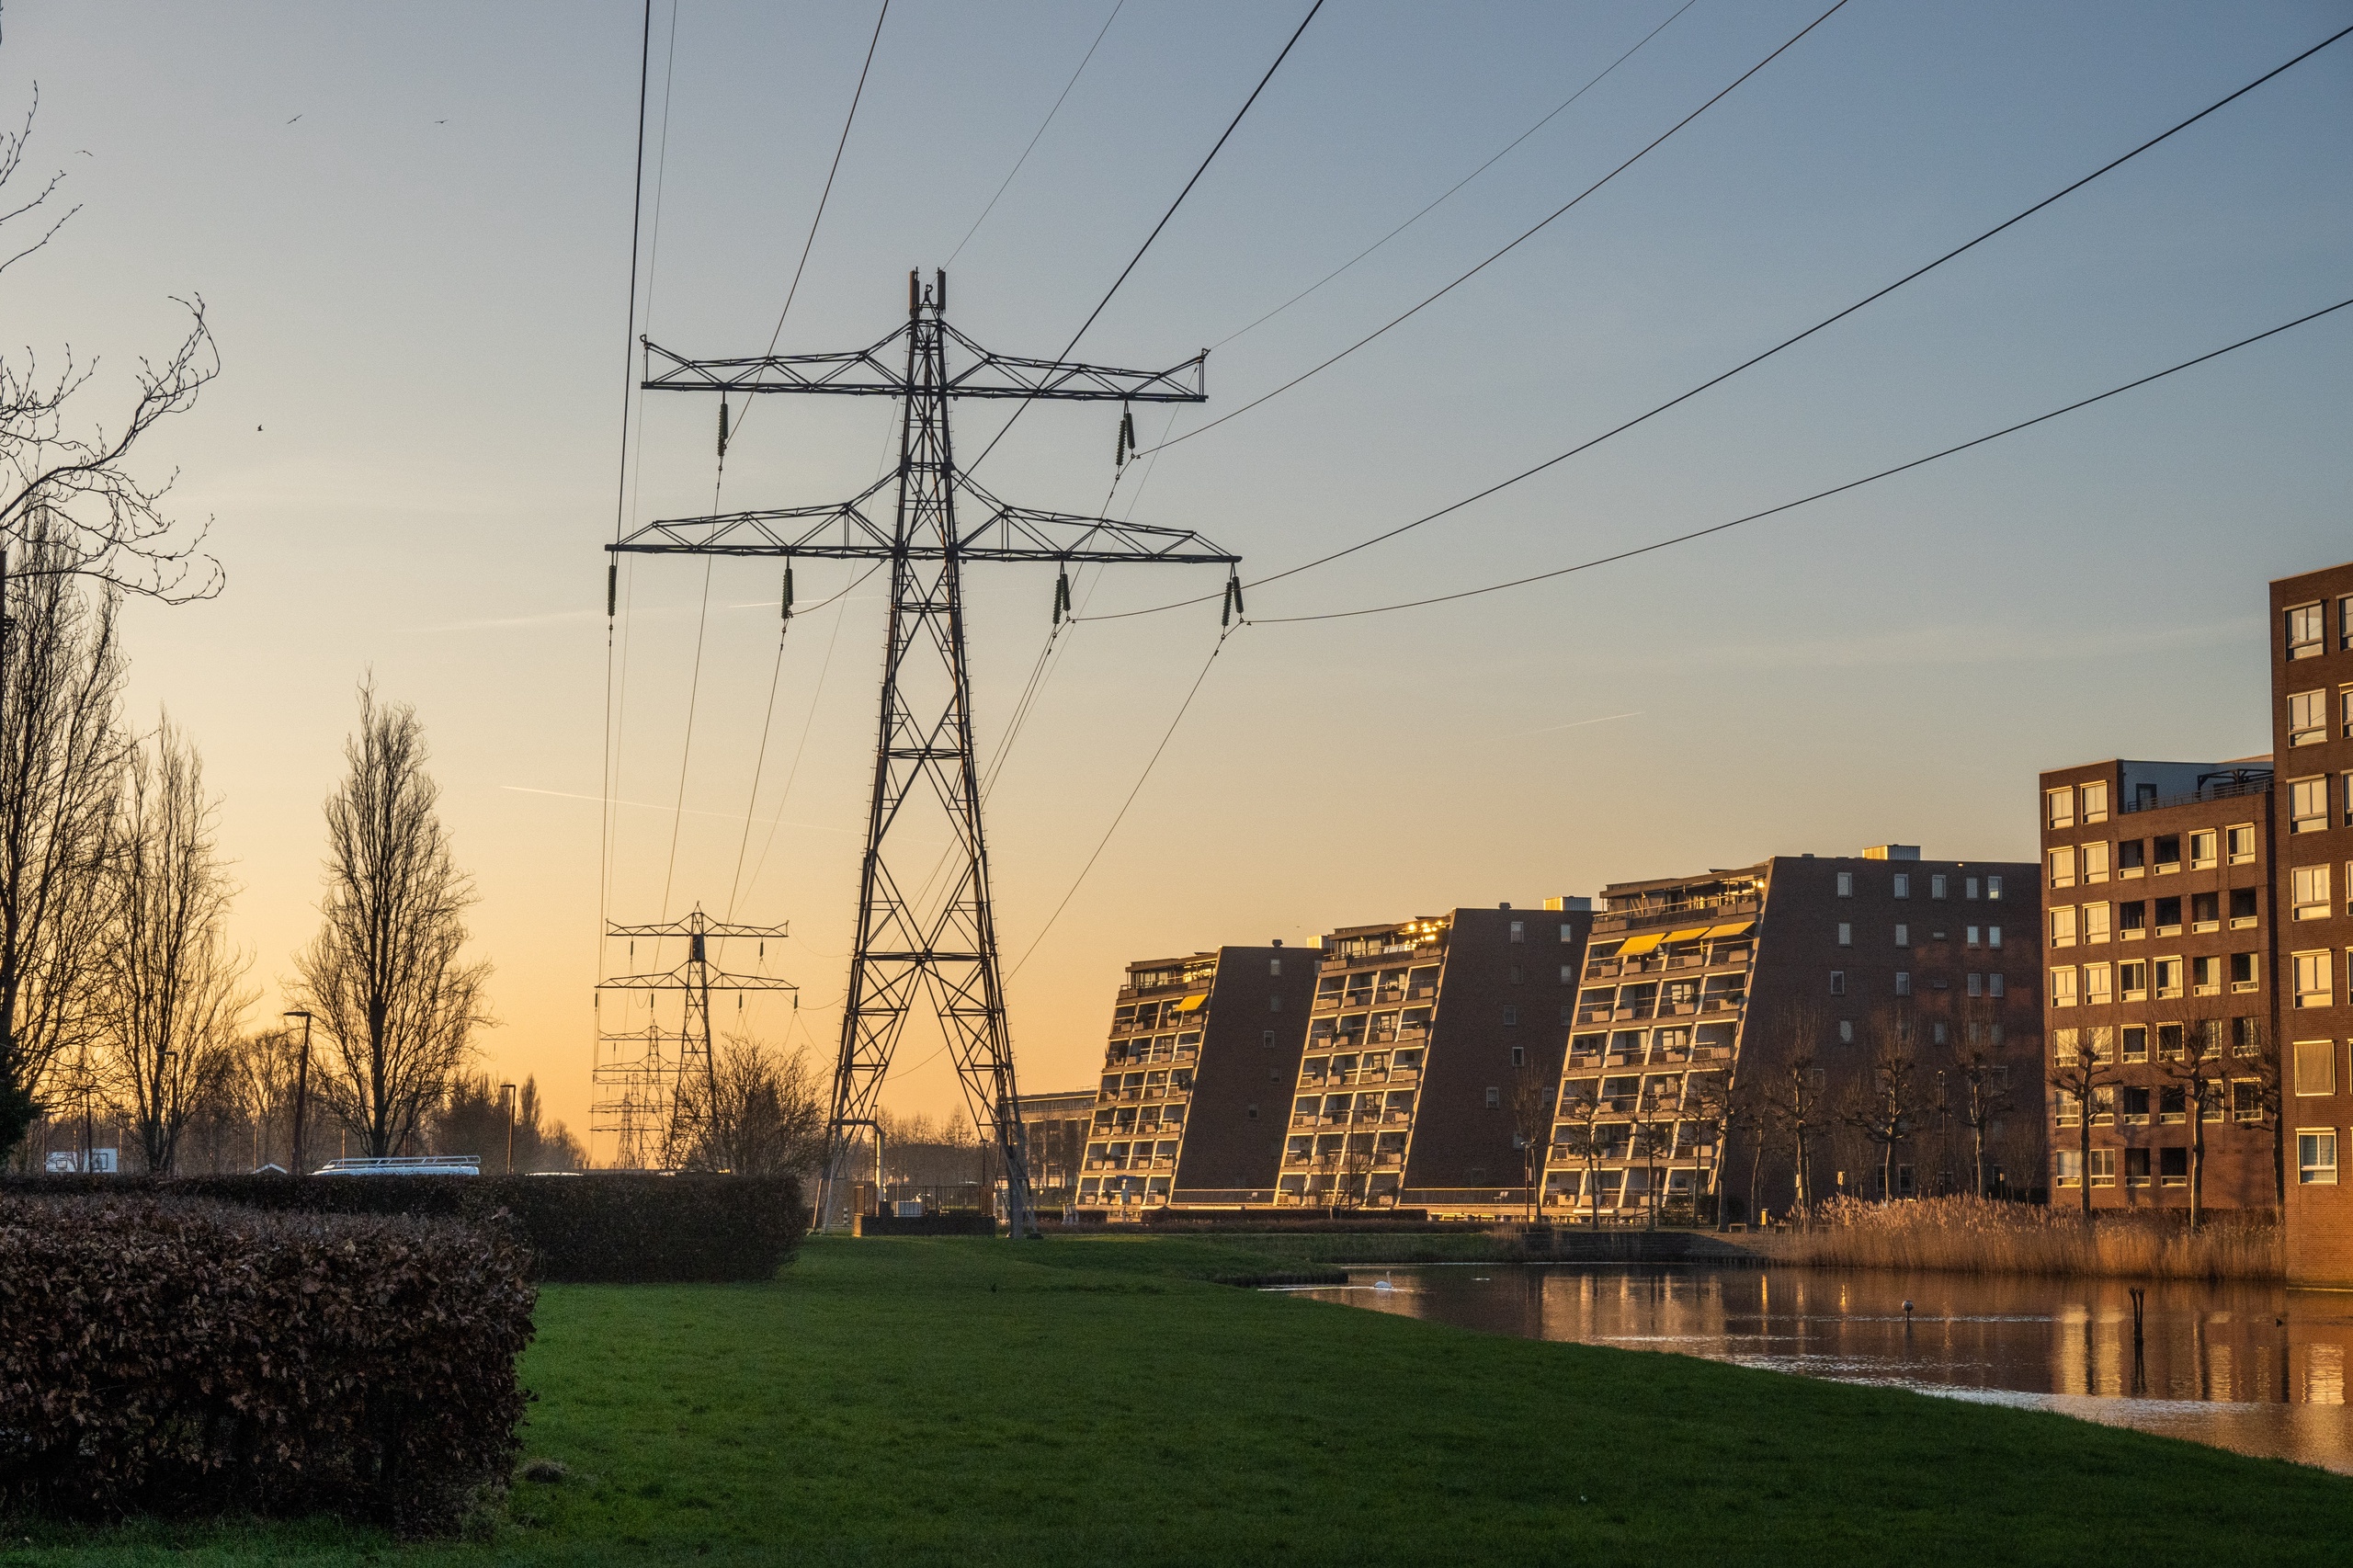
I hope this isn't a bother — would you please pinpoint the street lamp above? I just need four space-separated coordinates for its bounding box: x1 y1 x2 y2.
283 1009 313 1177
499 1082 517 1176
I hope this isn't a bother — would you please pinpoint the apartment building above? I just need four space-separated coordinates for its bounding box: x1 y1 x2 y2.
1548 849 2045 1223
2036 759 2279 1212
1071 945 1314 1216
2276 562 2353 1286
1283 903 1592 1216
1017 1088 1098 1211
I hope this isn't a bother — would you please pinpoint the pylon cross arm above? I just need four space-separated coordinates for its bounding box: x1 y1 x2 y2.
640 324 1207 403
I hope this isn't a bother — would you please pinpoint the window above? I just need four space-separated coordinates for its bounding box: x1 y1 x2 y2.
2048 847 2075 889
2344 594 2353 651
2154 957 2183 999
2121 1025 2148 1063
1931 874 1949 899
1989 925 2004 950
1268 994 1282 1013
2088 1149 2117 1187
1987 876 2004 902
1510 1046 1526 1068
2160 1086 2188 1127
2293 864 2331 921
1836 871 1854 898
2051 967 2077 1007
1894 924 1910 948
1965 877 1981 901
1893 874 1911 900
2345 690 2353 742
2119 838 2146 876
2081 842 2109 883
1246 1104 1258 1120
2234 1081 2263 1122
2299 1130 2338 1187
1966 925 1982 949
2161 1146 2189 1184
2119 901 2146 937
2082 962 2111 1006
2290 688 2326 746
1988 973 2005 997
2125 1148 2152 1187
1508 965 1525 985
2233 1016 2263 1058
2082 781 2109 823
2049 907 2075 949
2227 824 2256 865
1484 1085 1502 1109
1894 971 1912 997
1508 920 1525 944
2047 787 2075 829
2154 835 2181 873
2231 952 2259 993
1829 971 1847 996
2294 1040 2336 1096
1838 1020 1854 1044
2288 600 2325 659
1837 923 1852 948
1560 922 1575 943
1933 1022 1949 1045
2346 776 2353 827
2292 778 2328 835
2083 903 2111 943
2154 895 2183 936
2192 955 2221 995
1502 1006 1518 1027
2189 831 2217 870
2192 892 2220 932
2294 951 2333 1009
2121 1086 2151 1125
1560 964 1575 984
2054 1149 2082 1187
2230 887 2259 928
1966 972 1984 997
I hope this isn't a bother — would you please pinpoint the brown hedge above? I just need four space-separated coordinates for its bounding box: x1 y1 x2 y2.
1 1172 805 1283
0 1196 534 1534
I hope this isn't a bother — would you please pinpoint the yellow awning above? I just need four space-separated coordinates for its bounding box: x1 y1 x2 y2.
1665 926 1711 944
1703 919 1756 938
1171 993 1207 1013
1617 933 1663 956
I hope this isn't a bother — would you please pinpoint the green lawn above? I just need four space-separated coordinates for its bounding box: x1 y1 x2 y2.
7 1234 2348 1566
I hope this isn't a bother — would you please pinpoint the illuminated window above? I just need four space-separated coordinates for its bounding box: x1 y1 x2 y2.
2299 1130 2338 1187
2048 847 2075 889
2287 601 2325 659
2047 787 2075 829
2290 688 2326 746
2293 864 2331 921
2292 778 2328 835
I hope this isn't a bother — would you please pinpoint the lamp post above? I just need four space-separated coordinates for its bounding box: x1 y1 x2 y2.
283 1009 313 1177
499 1082 517 1176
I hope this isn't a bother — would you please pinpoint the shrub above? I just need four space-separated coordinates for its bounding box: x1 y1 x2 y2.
0 1196 534 1534
0 1173 804 1283
1774 1195 2281 1280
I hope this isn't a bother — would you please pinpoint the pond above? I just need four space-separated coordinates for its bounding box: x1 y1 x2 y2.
1289 1266 2353 1473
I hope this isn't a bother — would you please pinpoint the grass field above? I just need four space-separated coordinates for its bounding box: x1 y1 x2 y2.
7 1233 2348 1566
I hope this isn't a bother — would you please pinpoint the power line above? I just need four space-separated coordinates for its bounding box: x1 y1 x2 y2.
765 0 888 357
947 0 1125 267
1080 17 2353 624
1209 0 1699 355
1244 296 2353 624
963 0 1325 476
1137 0 1850 457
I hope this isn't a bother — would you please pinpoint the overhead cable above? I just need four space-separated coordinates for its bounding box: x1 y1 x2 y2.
1137 0 1852 457
1244 296 2353 624
964 0 1325 476
1081 17 2353 623
947 0 1126 267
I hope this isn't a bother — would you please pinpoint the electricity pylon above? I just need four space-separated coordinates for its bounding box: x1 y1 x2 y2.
611 270 1236 1235
592 907 797 1169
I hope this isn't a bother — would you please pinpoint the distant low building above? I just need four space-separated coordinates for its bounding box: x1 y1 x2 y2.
1017 1088 1098 1211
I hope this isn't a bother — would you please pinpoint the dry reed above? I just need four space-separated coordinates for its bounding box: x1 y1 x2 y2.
1770 1196 2281 1281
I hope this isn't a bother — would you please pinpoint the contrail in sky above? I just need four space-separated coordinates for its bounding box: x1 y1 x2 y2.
1524 710 1642 735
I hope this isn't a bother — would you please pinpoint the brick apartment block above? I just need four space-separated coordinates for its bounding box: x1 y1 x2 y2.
1553 850 2044 1225
1016 1087 1097 1211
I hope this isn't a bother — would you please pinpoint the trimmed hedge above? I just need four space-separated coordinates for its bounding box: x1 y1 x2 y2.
0 1196 533 1534
0 1173 804 1283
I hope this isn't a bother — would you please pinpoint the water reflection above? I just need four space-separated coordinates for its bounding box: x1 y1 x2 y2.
1293 1267 2353 1472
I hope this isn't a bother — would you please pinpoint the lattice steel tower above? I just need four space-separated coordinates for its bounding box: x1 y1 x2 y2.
592 907 797 1170
612 271 1235 1235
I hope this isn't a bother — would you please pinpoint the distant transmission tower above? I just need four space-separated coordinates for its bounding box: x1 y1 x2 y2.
611 270 1236 1234
592 907 798 1169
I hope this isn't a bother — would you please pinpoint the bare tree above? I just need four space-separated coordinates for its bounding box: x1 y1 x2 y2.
2048 1028 2118 1218
1777 1051 1827 1221
230 1024 302 1171
1949 1000 2017 1199
1838 1008 1922 1203
97 714 252 1174
1510 1058 1552 1222
1680 1067 1737 1227
1631 1079 1676 1228
289 686 491 1157
682 1036 824 1176
0 516 127 1156
2159 1011 2238 1233
1552 1078 1606 1226
2239 1015 2283 1209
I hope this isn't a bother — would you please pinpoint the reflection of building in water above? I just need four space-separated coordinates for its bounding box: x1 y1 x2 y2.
1548 849 2044 1224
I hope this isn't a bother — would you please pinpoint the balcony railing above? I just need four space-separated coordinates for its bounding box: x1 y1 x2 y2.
2118 775 2270 815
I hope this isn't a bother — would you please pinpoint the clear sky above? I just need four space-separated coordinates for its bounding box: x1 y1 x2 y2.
6 1 2348 1150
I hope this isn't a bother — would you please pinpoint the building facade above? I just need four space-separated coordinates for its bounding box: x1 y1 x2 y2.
1552 849 2045 1224
1017 1088 1099 1212
2275 562 2353 1286
1072 945 1314 1216
1286 903 1592 1216
2036 759 2279 1212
